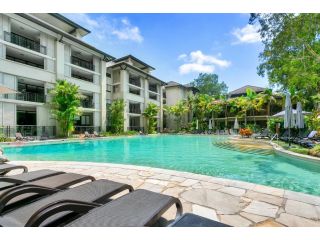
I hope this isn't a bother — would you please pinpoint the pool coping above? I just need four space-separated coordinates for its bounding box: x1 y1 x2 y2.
11 160 320 227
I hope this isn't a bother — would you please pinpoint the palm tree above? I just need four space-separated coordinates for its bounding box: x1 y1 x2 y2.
164 101 189 131
245 88 258 125
143 103 159 134
219 94 229 128
50 80 82 137
312 93 320 110
109 99 125 134
257 88 277 116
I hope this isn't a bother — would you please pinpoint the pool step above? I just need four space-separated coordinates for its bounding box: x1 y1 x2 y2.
212 141 273 156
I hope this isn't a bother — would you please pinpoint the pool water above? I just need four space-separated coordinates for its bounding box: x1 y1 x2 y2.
3 135 320 196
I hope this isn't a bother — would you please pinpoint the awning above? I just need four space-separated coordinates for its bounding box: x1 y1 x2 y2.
272 109 311 117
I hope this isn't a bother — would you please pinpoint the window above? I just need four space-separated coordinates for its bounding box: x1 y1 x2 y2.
113 85 120 93
129 87 140 96
106 73 111 78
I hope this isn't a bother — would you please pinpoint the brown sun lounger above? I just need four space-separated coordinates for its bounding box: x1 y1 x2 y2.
0 163 28 176
0 172 95 213
26 189 183 227
0 169 64 190
0 179 133 227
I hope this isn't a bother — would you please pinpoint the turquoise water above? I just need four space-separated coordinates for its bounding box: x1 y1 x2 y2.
3 135 320 196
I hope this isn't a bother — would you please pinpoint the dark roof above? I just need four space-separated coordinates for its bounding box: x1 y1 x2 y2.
114 55 155 70
49 13 91 35
18 14 115 61
109 62 166 85
229 85 266 96
165 81 198 91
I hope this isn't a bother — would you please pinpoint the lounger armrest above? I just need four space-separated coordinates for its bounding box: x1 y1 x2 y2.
26 200 101 227
0 184 59 213
0 165 28 175
0 177 26 185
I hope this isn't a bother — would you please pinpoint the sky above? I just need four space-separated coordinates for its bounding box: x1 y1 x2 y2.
63 13 267 92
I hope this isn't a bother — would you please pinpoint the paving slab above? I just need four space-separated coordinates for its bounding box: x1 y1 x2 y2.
219 214 252 227
245 190 284 206
276 213 320 227
285 200 319 220
243 200 279 218
192 204 219 221
218 186 246 197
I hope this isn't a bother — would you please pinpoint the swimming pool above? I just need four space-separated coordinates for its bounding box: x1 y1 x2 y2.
3 135 320 196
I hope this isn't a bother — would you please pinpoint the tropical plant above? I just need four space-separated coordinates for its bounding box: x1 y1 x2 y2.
165 101 189 131
257 88 277 116
50 80 82 137
191 94 214 130
143 103 159 134
109 99 125 134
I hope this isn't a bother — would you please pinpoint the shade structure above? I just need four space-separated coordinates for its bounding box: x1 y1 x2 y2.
272 109 310 117
234 117 239 129
208 119 212 130
196 119 199 130
0 85 18 94
296 102 304 129
284 93 293 129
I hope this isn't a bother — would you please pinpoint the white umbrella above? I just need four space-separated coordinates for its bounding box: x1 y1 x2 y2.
234 117 239 130
296 102 304 129
208 119 212 130
0 85 18 94
272 109 310 117
284 93 293 129
196 119 199 130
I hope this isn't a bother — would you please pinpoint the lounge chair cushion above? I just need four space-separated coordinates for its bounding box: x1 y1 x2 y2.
171 213 230 227
0 179 131 227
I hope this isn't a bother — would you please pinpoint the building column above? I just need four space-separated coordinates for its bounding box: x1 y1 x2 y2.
100 59 107 132
0 15 10 59
120 69 129 131
143 78 149 130
55 41 65 79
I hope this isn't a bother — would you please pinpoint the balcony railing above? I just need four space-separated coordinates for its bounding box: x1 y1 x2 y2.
81 100 94 108
73 126 100 134
0 125 56 138
71 56 95 71
71 72 93 83
129 105 141 114
127 126 144 132
149 93 157 100
129 77 141 87
149 85 158 93
4 31 47 55
2 92 45 103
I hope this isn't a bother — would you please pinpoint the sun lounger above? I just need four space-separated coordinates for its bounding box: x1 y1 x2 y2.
170 213 231 227
255 129 270 139
0 172 95 213
0 163 28 176
25 189 182 227
93 131 100 137
15 132 34 141
0 169 64 190
0 179 133 227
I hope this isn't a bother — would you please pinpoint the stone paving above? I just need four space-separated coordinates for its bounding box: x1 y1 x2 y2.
11 160 320 227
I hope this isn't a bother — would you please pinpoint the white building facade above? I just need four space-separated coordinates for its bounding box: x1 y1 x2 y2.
0 14 168 137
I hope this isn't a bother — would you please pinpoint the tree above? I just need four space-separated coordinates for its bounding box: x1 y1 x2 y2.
192 94 214 130
257 88 277 116
109 99 125 134
249 13 320 106
143 103 159 134
190 73 228 97
165 101 189 131
50 80 82 137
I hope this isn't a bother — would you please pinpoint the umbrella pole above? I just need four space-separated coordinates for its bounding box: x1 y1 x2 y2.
288 128 291 147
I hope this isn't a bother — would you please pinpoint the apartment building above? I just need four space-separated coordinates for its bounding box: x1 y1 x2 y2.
0 13 114 137
107 55 166 132
163 81 198 130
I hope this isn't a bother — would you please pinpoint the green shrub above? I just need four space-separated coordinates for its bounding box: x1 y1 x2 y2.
0 134 12 142
290 148 309 155
309 145 320 156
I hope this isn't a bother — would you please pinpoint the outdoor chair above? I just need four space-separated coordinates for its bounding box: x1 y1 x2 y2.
0 179 133 227
0 163 28 176
0 172 96 214
93 131 100 137
296 130 318 148
0 169 64 190
255 129 270 139
15 132 34 141
170 213 230 227
40 132 49 141
25 189 182 227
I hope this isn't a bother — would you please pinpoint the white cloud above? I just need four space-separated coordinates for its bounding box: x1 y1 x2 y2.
232 24 261 44
178 50 231 75
63 14 143 43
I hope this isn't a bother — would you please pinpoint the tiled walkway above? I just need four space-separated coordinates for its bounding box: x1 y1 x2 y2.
12 161 320 227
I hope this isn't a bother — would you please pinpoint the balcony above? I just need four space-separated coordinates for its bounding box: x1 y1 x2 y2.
71 72 93 83
71 56 95 71
149 93 158 101
80 99 94 108
129 77 141 87
3 92 45 103
4 31 47 55
129 103 141 114
149 84 158 93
